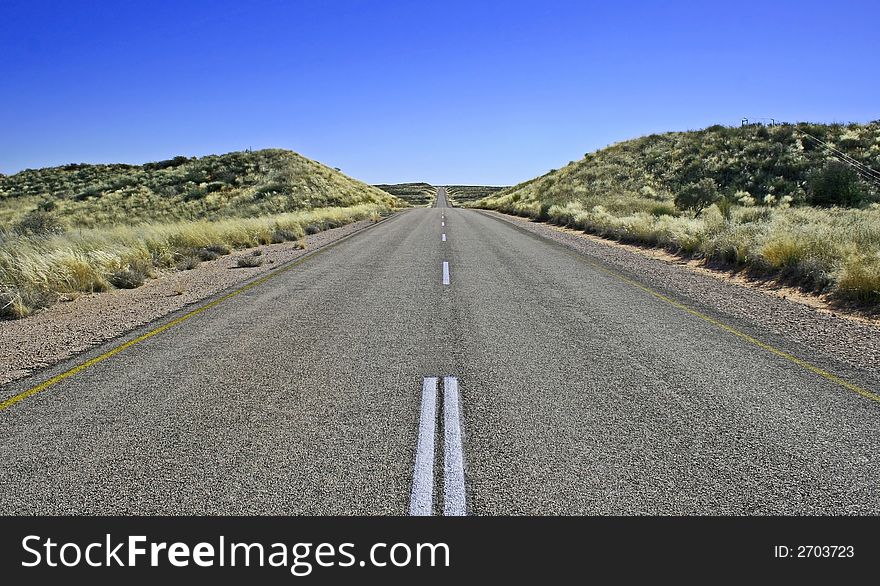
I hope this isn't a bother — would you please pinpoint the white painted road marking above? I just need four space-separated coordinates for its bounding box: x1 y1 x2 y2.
441 221 445 226
442 262 450 285
409 376 467 516
409 377 438 516
441 233 447 242
443 376 466 516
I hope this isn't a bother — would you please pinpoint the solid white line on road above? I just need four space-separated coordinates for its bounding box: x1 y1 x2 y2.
410 377 438 516
443 376 466 516
442 261 450 285
441 233 447 242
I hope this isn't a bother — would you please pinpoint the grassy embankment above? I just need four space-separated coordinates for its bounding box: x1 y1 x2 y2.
473 122 880 305
0 149 404 318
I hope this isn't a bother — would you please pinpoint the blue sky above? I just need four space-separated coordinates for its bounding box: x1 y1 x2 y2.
1 0 878 184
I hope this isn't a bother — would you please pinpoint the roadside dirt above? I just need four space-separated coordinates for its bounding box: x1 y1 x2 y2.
0 219 378 387
551 224 880 328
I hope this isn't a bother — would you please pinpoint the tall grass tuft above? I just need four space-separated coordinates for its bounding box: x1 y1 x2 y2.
0 204 386 318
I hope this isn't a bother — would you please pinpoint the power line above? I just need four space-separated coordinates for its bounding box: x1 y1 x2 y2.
739 115 880 185
796 130 880 187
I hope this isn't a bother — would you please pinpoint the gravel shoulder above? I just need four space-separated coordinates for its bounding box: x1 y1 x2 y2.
0 218 380 387
480 210 880 376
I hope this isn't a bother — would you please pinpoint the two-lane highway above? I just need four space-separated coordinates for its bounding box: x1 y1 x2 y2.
2 187 879 514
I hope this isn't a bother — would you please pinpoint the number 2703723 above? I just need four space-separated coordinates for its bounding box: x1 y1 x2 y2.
774 545 854 558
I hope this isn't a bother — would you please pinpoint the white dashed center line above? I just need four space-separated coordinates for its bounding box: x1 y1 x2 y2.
441 233 447 242
442 261 450 285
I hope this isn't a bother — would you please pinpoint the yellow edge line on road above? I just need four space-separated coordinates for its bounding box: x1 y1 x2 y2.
0 217 390 412
587 248 880 404
482 210 880 404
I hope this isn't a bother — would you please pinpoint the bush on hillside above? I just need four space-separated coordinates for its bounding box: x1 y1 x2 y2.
674 178 721 212
0 149 404 230
472 121 880 304
13 210 66 236
807 162 871 207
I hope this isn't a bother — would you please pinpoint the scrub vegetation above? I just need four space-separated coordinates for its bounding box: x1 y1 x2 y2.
0 149 403 318
445 185 507 206
375 182 436 206
473 121 880 305
375 184 508 207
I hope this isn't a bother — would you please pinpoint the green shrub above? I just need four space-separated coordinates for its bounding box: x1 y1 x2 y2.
109 268 146 289
0 287 53 319
674 178 721 212
715 197 734 221
838 254 880 302
176 255 201 271
807 162 869 207
236 252 263 268
537 202 553 221
144 155 191 171
203 243 232 255
271 229 299 243
14 210 66 236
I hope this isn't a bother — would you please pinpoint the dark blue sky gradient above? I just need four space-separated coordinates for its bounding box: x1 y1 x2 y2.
1 0 878 184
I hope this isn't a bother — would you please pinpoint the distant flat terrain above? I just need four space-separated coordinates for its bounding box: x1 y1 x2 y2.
374 183 436 206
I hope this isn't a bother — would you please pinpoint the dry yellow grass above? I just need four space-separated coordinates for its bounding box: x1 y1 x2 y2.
0 204 388 318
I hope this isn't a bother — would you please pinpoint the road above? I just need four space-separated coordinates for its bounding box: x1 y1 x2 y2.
1 187 879 514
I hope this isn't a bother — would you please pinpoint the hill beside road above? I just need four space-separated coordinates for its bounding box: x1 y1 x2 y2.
0 150 403 319
473 121 880 307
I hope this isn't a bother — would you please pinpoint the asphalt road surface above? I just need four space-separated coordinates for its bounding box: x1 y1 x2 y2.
1 187 879 514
